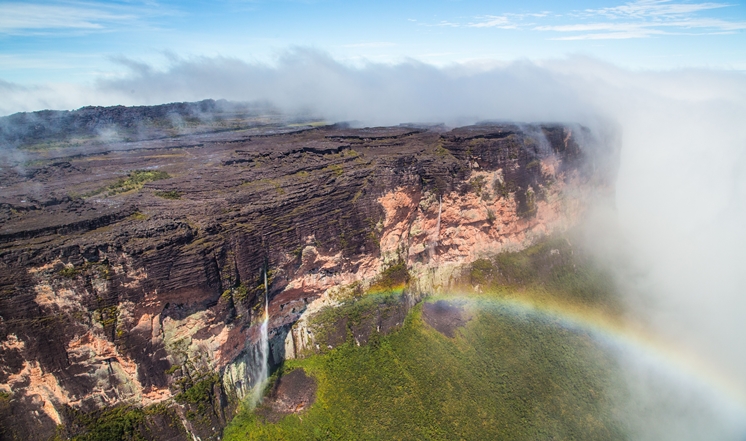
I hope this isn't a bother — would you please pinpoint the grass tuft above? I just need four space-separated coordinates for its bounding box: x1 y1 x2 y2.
154 190 182 199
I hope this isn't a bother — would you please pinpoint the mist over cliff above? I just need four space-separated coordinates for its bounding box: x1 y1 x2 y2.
2 49 746 438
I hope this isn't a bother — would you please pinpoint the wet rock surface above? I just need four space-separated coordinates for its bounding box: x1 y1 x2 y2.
255 369 317 423
0 102 612 440
422 300 472 338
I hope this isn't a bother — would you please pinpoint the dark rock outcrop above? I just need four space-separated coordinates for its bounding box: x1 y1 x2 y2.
422 300 473 338
255 368 317 423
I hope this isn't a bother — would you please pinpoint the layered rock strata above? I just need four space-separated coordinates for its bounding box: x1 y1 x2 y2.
0 115 613 440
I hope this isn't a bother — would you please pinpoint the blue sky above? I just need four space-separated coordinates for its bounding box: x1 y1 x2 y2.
1 0 745 85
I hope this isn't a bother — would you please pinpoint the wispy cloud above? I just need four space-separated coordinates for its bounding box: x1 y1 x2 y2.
467 15 517 29
0 1 171 35
341 42 397 48
537 16 746 40
422 1 744 40
428 13 545 29
429 20 462 28
546 0 745 39
582 0 730 19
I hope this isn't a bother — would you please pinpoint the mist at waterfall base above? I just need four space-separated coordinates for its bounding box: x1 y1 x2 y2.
5 50 746 438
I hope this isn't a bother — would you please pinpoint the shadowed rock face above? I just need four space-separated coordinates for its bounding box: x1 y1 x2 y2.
255 368 317 423
0 104 612 440
422 300 472 338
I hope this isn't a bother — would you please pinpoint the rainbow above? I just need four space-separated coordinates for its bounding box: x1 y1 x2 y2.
365 284 407 297
426 291 746 418
359 284 746 424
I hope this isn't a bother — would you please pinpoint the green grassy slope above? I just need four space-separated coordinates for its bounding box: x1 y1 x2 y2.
226 303 625 440
225 234 627 441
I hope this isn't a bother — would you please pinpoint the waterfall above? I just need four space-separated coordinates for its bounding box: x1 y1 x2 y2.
250 267 270 407
436 195 442 241
429 196 442 261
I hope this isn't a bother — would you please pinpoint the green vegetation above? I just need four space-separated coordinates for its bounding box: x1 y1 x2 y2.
106 170 171 195
434 144 450 157
299 260 411 354
271 180 286 195
468 235 620 313
56 406 146 441
166 339 221 426
225 301 624 440
94 305 118 334
324 163 344 177
164 364 182 375
493 177 514 199
128 211 148 221
351 188 364 204
53 403 182 441
519 187 537 218
92 261 111 280
486 208 496 224
82 170 171 198
154 190 182 199
21 137 100 152
234 283 250 302
174 373 219 424
58 261 109 281
369 259 410 292
469 175 486 196
224 235 625 440
175 373 219 407
307 290 403 353
59 266 79 279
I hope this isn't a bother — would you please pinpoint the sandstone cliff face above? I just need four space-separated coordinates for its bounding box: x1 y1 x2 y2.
0 116 610 440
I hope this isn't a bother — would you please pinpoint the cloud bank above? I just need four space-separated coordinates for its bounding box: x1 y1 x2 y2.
2 49 746 438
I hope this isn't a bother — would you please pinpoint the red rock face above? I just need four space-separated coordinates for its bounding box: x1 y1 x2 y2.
0 115 612 440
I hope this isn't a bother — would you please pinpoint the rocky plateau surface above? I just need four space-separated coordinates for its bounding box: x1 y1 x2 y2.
0 105 615 440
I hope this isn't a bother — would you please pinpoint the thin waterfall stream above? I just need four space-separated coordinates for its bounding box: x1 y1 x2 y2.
429 196 442 261
250 267 270 407
436 195 442 241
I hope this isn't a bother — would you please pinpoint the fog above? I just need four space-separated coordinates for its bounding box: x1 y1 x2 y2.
2 49 746 438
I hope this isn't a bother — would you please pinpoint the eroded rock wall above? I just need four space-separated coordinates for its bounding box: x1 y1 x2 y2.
0 120 613 440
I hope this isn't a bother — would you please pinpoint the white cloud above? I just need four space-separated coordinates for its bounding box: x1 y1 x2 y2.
426 13 532 29
467 15 517 29
430 20 461 28
341 42 397 48
551 30 663 40
420 1 743 40
0 3 130 33
584 0 731 19
0 1 174 35
537 16 746 40
665 17 746 31
551 0 744 39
